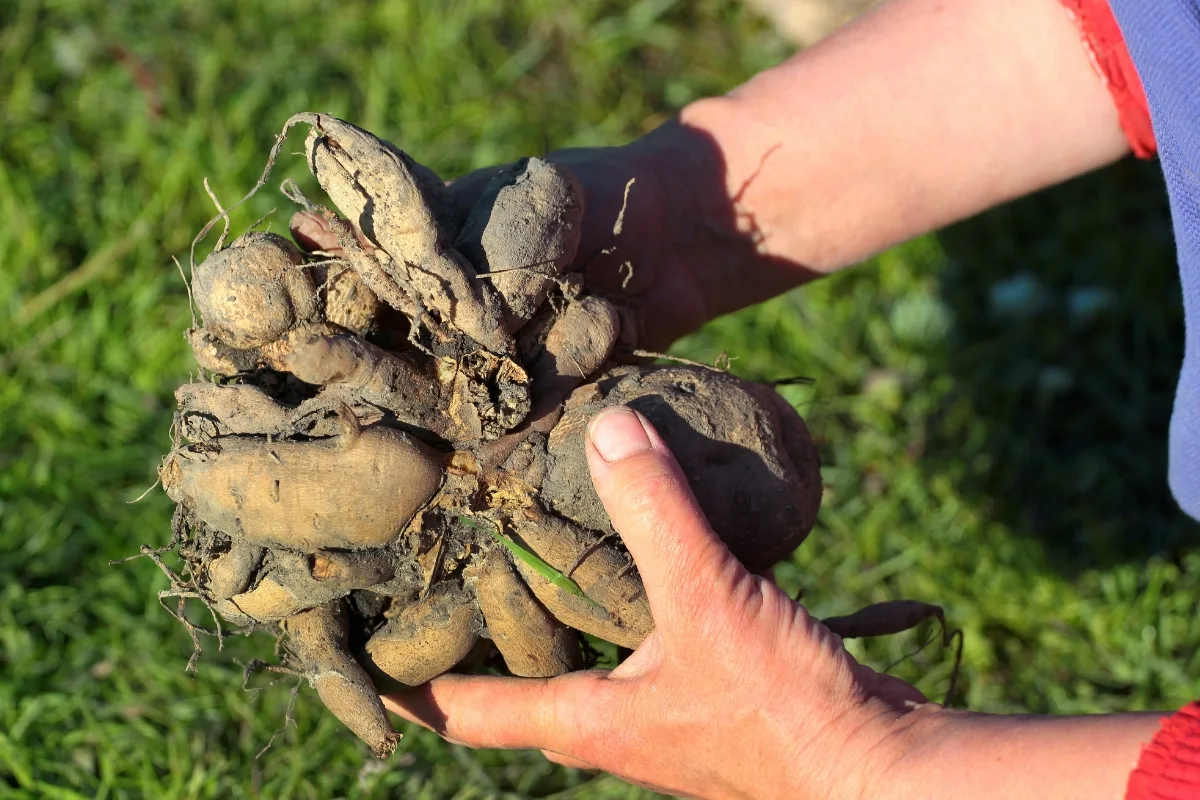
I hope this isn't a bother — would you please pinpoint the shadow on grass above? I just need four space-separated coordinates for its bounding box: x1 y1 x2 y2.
927 158 1200 574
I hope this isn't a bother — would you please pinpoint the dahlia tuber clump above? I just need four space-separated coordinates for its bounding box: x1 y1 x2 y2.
153 114 829 758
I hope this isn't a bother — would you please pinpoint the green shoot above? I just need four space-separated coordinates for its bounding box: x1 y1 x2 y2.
457 515 603 611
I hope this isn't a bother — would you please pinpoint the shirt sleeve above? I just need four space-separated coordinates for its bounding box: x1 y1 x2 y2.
1058 0 1156 158
1126 702 1200 799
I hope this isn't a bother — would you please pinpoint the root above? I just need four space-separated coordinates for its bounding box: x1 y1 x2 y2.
158 591 205 674
279 178 316 212
108 533 183 566
579 177 637 277
627 349 733 372
203 177 232 253
126 476 162 504
243 668 304 760
189 112 316 277
246 208 278 235
612 178 635 237
241 654 305 759
879 620 963 707
565 530 615 580
618 261 633 290
256 679 303 759
157 113 832 758
473 255 562 280
823 600 964 706
242 659 305 689
173 255 197 331
114 522 227 674
941 628 964 706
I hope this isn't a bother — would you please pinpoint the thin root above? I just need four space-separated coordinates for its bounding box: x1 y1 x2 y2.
882 614 963 707
473 255 560 279
190 113 320 279
254 677 304 760
619 261 634 290
575 177 637 279
247 208 277 234
628 350 732 372
203 177 232 253
612 178 635 236
279 177 316 211
173 255 197 331
127 476 162 504
118 532 227 671
109 535 182 566
825 601 964 707
565 531 615 579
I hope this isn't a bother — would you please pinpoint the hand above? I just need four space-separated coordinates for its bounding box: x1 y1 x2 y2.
439 136 712 351
291 121 818 352
383 405 934 800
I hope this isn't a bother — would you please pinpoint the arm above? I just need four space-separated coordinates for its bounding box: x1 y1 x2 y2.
887 708 1163 800
551 0 1131 349
623 0 1129 336
383 406 1164 800
677 0 1129 270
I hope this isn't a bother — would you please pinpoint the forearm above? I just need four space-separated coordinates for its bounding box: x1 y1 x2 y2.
636 0 1128 317
878 706 1163 800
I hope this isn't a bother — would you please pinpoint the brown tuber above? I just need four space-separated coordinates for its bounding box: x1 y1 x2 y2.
151 112 837 758
455 157 585 331
162 425 442 552
285 602 401 758
191 232 318 350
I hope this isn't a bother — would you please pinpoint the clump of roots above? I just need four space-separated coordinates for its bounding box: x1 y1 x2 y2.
132 112 954 758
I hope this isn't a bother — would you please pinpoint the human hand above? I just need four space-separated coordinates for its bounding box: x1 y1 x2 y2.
382 405 935 800
290 120 815 352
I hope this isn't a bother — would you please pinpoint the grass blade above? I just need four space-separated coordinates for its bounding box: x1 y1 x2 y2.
457 515 602 610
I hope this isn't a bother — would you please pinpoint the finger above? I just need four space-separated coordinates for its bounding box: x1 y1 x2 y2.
382 671 611 754
584 406 752 626
541 750 597 771
384 696 600 770
289 210 378 256
289 211 341 254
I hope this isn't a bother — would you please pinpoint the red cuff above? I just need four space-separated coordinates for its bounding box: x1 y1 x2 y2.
1058 0 1156 158
1126 702 1200 799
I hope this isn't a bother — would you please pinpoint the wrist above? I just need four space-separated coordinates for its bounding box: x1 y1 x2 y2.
625 101 826 326
863 702 963 800
760 687 953 800
872 706 1165 800
835 698 955 800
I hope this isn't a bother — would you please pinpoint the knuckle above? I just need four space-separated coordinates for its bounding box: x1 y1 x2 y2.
672 565 775 645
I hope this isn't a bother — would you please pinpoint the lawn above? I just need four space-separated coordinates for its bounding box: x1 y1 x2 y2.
2 0 1198 797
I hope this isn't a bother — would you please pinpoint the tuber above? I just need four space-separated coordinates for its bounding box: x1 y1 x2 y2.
147 113 835 758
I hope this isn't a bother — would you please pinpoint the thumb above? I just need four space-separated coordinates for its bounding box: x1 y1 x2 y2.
585 406 753 632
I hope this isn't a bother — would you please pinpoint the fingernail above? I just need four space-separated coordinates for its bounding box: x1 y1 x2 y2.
587 407 652 463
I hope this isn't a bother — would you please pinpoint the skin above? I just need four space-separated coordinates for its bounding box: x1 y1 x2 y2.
385 408 1165 799
290 0 1173 794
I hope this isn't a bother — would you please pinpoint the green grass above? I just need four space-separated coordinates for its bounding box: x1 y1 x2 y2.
2 0 1198 797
